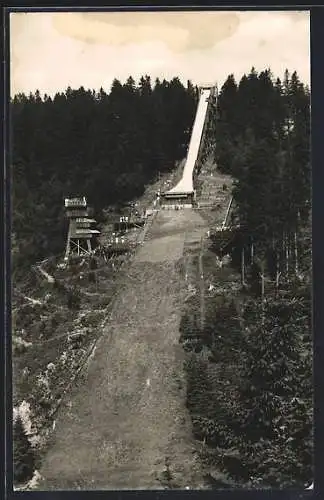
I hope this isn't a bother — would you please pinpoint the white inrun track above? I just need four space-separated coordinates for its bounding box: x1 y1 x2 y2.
166 87 212 195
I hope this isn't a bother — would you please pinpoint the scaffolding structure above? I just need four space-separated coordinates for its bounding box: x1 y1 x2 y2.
64 197 100 260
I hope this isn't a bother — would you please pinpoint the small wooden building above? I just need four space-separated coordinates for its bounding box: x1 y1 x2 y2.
160 191 195 209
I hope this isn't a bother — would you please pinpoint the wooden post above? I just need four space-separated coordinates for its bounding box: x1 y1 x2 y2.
241 246 245 286
276 271 281 297
64 224 71 261
276 248 280 295
294 230 299 276
286 233 289 279
259 267 265 328
282 231 285 258
87 238 92 254
199 237 205 332
261 272 265 300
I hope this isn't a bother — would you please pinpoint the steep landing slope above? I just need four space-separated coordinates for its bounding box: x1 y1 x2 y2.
37 209 209 490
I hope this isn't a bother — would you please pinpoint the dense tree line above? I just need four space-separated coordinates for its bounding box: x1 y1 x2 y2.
216 68 310 285
11 76 198 274
181 68 312 488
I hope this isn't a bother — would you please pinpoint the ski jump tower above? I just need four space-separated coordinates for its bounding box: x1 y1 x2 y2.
161 84 217 208
64 197 100 260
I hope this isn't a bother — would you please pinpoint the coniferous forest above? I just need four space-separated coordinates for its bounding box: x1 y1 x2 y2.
11 76 198 275
11 68 312 488
180 68 312 488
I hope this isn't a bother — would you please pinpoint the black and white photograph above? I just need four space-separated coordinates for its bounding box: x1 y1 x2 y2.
9 9 312 491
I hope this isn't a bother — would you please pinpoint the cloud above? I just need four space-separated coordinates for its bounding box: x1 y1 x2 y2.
10 10 310 96
52 11 241 52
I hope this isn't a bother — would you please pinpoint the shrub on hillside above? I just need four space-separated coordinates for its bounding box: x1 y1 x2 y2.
67 286 81 310
13 415 35 484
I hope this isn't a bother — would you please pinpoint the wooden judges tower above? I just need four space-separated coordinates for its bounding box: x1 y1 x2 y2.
64 197 100 260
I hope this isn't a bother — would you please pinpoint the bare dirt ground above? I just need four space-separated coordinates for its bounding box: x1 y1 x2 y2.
37 208 210 490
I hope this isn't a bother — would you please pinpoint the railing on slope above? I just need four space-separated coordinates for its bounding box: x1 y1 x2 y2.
221 196 234 230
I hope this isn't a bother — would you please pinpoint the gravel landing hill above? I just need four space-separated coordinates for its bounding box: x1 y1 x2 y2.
37 208 210 490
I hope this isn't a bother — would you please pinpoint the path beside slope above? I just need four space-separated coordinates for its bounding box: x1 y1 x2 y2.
38 208 208 490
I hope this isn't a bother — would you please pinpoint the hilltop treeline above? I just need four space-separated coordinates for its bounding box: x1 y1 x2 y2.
181 68 312 488
11 76 198 272
216 67 311 280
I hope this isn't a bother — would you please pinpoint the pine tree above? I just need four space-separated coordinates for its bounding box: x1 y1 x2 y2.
231 295 312 484
215 74 239 174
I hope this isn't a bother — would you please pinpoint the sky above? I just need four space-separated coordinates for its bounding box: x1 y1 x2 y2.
10 10 310 97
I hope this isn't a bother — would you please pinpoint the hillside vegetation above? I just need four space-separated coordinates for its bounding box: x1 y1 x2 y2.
11 68 312 489
11 76 198 276
11 76 198 486
180 68 312 488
